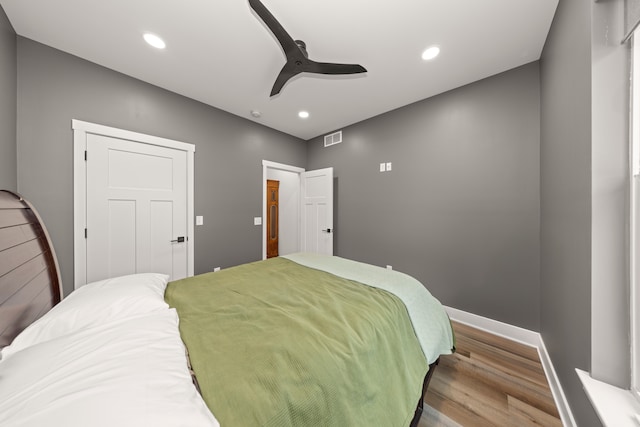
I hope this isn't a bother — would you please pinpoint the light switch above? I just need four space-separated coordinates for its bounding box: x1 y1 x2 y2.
386 162 392 171
254 217 262 225
195 216 204 226
380 163 386 172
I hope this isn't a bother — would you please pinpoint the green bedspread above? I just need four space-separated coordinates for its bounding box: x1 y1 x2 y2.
165 256 447 427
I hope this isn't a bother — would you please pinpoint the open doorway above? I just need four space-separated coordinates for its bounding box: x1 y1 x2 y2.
262 160 334 259
262 161 304 260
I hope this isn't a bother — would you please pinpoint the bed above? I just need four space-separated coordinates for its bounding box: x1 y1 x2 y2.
0 190 454 427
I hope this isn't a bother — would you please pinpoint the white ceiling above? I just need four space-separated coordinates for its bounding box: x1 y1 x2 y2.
1 0 558 140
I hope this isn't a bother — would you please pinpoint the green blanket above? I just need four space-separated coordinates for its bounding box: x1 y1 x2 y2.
165 257 429 427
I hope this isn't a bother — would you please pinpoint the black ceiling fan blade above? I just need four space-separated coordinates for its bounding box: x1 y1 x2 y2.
304 61 367 75
270 62 302 96
248 0 299 56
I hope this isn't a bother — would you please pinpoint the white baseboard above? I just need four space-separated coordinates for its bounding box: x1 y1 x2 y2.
444 306 577 427
445 306 541 347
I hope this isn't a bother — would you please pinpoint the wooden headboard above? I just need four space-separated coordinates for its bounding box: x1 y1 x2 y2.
0 190 62 348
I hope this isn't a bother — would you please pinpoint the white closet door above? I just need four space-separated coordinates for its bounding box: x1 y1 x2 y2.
86 134 188 283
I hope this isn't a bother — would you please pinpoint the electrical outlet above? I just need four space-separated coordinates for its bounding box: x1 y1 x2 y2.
214 267 221 272
386 265 393 270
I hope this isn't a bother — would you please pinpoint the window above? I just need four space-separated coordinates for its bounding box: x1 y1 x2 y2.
577 8 640 425
632 33 640 401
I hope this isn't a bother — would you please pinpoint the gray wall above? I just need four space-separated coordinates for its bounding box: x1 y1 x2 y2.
307 62 541 331
16 38 306 297
0 6 16 191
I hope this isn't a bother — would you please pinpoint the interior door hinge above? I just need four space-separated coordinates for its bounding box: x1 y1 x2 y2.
84 150 87 161
84 228 87 239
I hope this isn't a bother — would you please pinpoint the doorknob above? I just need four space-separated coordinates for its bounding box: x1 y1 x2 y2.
322 228 332 233
171 236 185 243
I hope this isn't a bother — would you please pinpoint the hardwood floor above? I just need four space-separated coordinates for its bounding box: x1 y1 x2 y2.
421 320 563 426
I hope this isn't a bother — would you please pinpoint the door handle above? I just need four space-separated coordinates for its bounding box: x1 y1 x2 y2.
322 228 332 233
171 236 185 243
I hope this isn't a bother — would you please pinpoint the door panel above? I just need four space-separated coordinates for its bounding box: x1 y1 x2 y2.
86 133 188 283
106 199 136 278
108 148 173 190
300 167 333 255
149 200 174 278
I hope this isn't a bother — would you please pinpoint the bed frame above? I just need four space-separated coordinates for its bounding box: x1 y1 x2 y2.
0 189 438 426
0 190 62 348
410 359 439 427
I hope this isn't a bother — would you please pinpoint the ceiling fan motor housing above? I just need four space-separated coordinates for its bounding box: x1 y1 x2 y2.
295 40 308 58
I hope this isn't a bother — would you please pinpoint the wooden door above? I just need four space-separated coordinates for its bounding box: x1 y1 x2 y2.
266 180 279 258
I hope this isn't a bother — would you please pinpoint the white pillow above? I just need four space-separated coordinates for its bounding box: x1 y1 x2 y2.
0 309 219 427
1 273 169 357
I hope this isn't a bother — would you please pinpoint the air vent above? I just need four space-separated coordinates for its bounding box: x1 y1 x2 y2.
324 131 342 147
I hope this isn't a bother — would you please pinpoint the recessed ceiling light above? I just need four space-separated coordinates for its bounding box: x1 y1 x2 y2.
143 33 166 49
422 46 440 61
298 111 310 119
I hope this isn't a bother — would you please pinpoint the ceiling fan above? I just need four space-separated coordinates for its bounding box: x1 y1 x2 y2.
248 0 367 96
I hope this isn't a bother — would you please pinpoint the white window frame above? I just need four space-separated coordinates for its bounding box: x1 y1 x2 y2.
632 33 640 401
576 27 640 427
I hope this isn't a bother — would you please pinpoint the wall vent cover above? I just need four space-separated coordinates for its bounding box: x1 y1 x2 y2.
324 131 342 147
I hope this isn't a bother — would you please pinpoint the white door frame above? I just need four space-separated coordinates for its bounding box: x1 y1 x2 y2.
73 120 195 289
262 160 305 260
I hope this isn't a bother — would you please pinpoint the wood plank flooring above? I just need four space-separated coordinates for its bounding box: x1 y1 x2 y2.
420 320 563 426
